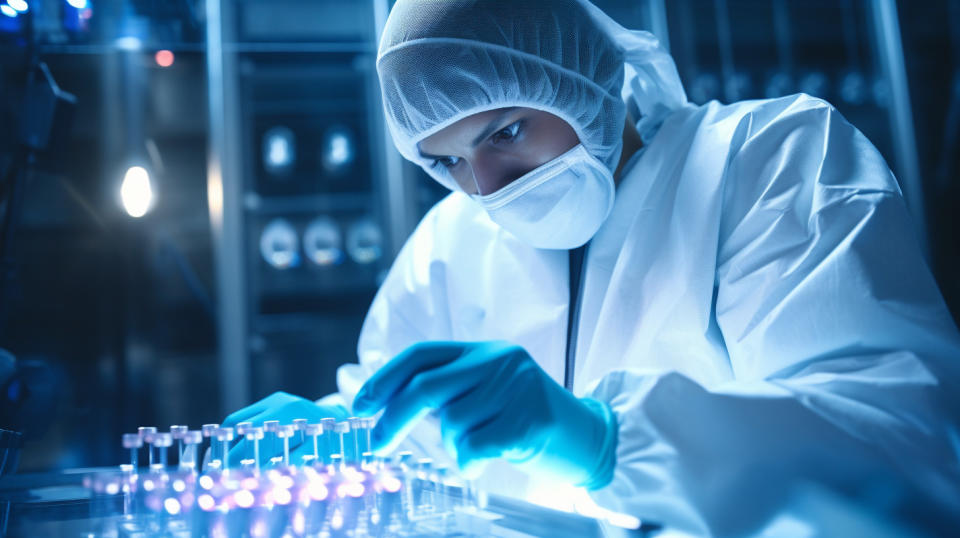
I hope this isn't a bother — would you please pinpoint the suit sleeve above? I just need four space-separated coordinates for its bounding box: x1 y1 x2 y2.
585 98 960 536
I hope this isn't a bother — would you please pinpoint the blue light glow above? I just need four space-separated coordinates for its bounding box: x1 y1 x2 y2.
262 126 296 175
259 219 300 270
1 5 18 17
321 127 355 172
115 36 142 51
66 0 88 8
8 0 29 13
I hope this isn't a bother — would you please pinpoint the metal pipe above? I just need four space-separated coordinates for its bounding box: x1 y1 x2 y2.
869 0 929 254
206 0 250 417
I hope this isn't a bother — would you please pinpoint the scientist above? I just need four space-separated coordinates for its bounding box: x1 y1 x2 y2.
223 0 960 534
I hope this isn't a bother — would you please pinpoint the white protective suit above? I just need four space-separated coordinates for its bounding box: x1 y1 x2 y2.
336 94 960 535
329 0 960 535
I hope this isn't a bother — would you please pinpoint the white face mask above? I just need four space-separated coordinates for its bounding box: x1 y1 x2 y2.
470 144 615 250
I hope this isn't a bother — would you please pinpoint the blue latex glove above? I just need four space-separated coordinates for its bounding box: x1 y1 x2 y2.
352 341 618 489
221 391 349 467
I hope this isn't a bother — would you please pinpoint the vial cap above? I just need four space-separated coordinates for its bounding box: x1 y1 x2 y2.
305 424 323 436
320 418 336 428
216 427 235 441
235 422 253 435
153 433 174 448
245 427 264 441
201 424 220 437
122 433 143 449
170 425 188 438
263 420 280 432
184 431 203 444
334 422 350 433
277 425 295 438
293 418 309 430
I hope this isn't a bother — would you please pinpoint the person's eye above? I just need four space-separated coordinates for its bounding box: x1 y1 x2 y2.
490 120 522 144
431 156 461 169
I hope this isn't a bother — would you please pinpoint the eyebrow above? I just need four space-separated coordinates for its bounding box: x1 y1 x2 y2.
417 107 519 160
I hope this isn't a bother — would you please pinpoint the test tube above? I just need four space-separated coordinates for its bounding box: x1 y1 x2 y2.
435 465 450 516
152 433 173 469
234 422 253 465
334 422 351 463
320 418 337 464
463 479 483 512
396 452 414 521
118 463 135 516
235 421 253 436
361 451 374 471
435 465 454 532
363 417 375 453
416 458 435 515
138 427 158 466
263 420 280 461
305 424 323 462
122 433 142 469
201 423 219 467
244 427 264 472
349 417 364 463
215 427 235 472
170 425 187 465
293 418 308 446
395 452 413 470
181 430 202 471
277 425 295 467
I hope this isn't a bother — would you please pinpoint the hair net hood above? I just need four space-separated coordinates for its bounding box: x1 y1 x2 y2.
376 0 688 191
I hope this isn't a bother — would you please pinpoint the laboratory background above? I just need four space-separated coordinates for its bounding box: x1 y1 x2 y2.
0 0 958 533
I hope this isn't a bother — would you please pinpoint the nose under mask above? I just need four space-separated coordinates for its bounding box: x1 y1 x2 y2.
470 144 616 250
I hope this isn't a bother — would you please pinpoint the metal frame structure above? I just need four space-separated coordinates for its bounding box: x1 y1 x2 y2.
373 0 420 258
205 0 417 416
644 0 671 51
869 0 928 251
206 0 250 414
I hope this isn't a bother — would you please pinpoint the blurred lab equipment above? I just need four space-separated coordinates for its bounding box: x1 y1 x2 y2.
207 0 407 416
0 418 651 537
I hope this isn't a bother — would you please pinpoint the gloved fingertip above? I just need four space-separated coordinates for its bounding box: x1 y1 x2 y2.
370 425 384 447
355 397 386 418
369 425 396 454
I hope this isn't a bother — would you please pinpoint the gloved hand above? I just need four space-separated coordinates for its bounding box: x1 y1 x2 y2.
352 341 618 489
221 391 348 467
